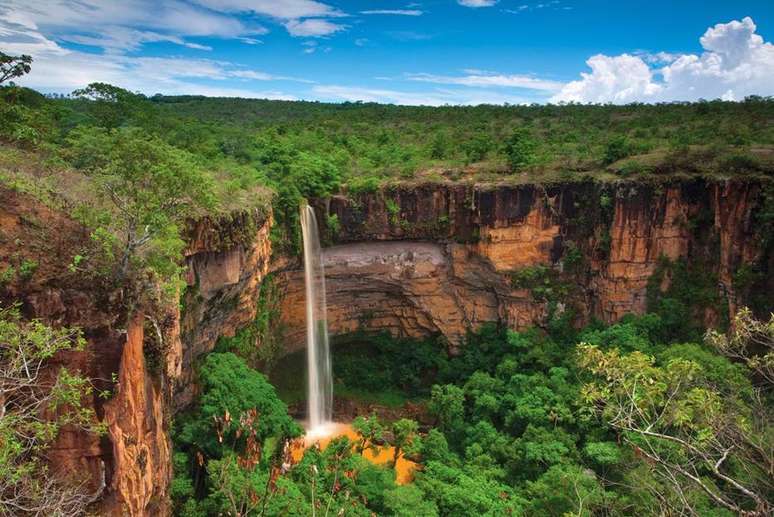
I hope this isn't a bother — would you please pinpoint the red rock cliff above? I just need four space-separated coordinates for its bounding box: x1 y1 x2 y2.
275 179 769 349
0 185 274 515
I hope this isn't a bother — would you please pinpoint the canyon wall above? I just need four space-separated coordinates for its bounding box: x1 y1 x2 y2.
0 177 769 514
276 179 770 350
0 185 273 515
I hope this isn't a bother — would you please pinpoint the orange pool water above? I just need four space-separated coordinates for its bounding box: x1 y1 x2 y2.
291 422 416 484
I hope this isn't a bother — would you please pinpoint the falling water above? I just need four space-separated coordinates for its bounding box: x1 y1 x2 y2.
300 205 333 432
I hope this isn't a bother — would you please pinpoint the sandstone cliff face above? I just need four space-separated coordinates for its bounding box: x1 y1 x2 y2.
0 186 186 515
0 186 274 515
177 211 273 409
101 313 171 516
274 179 768 349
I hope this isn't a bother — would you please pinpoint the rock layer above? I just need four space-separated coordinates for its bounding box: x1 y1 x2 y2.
274 179 769 349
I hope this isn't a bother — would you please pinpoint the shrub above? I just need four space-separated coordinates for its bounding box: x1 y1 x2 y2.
503 128 537 170
603 135 634 164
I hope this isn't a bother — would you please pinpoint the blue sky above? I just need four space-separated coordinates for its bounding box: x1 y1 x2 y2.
1 1 773 104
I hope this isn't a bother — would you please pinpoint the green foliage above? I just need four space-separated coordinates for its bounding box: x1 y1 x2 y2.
215 275 285 372
63 125 216 285
525 464 606 516
414 460 524 516
503 127 537 170
175 301 774 517
352 415 385 455
603 135 635 164
646 256 728 342
384 484 439 516
177 353 300 457
332 332 448 397
461 131 494 163
0 52 32 85
0 304 105 514
578 341 772 515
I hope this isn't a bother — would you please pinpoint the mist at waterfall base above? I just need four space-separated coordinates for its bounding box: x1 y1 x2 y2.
300 205 334 437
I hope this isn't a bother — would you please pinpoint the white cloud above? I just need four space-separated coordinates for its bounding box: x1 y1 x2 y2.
457 0 498 7
551 54 661 104
285 18 346 37
354 38 368 47
0 0 264 57
312 85 528 106
2 0 253 39
192 0 347 37
552 17 774 104
192 0 344 20
360 10 423 16
504 1 565 14
229 70 314 83
59 27 213 53
0 14 299 98
406 72 563 91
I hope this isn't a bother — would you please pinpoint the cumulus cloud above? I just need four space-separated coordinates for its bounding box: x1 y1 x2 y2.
457 0 498 7
406 71 563 91
0 10 301 98
285 18 346 37
552 17 774 103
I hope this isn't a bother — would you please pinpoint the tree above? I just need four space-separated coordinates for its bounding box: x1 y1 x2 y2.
525 464 606 517
64 126 216 283
603 135 634 164
0 304 105 515
578 343 773 516
429 384 465 436
352 415 384 456
178 353 300 459
390 418 418 467
461 131 493 164
705 307 774 386
383 484 439 517
503 128 537 170
0 52 32 85
71 83 146 128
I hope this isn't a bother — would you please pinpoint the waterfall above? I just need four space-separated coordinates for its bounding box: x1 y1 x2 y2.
300 205 333 431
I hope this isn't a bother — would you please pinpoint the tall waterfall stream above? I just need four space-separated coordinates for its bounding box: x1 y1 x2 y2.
300 205 333 434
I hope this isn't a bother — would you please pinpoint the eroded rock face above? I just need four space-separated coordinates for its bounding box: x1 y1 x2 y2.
274 180 768 350
0 187 172 515
176 211 273 409
102 313 171 516
0 187 274 515
277 242 503 352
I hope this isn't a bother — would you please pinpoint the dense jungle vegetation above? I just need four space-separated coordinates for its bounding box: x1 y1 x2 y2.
1 56 773 515
175 307 774 516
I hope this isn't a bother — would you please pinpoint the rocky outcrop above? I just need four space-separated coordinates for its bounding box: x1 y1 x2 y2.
0 186 274 515
177 211 273 409
273 179 769 349
101 313 171 516
277 242 504 352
